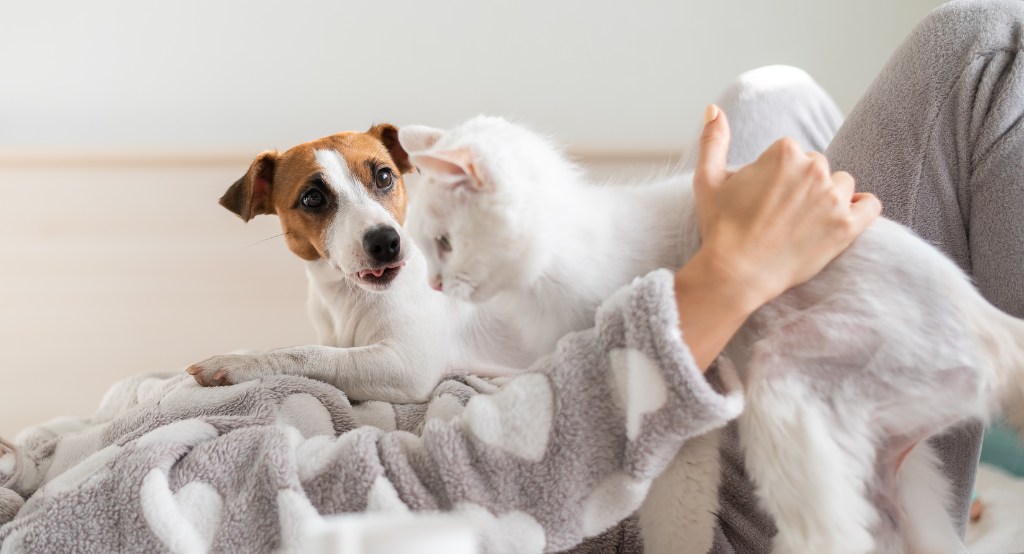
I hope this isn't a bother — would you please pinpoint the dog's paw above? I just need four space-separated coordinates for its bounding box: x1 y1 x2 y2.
187 354 269 387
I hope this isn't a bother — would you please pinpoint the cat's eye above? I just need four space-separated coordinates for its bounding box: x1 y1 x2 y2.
301 189 325 209
375 167 394 191
436 234 452 253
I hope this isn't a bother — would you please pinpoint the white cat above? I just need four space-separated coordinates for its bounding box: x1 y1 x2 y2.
398 115 1024 554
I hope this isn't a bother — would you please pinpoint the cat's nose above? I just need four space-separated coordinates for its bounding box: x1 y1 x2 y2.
363 226 401 264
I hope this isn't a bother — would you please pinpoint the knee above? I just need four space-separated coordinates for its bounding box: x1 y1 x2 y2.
731 65 818 94
720 65 823 104
717 65 832 112
917 0 1024 46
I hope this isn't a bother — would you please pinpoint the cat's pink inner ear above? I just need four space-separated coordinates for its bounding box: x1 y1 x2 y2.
398 125 445 154
411 149 488 191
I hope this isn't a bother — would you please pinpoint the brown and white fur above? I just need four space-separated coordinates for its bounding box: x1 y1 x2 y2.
187 125 519 403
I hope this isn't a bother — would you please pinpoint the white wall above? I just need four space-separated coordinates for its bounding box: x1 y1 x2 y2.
1 0 945 155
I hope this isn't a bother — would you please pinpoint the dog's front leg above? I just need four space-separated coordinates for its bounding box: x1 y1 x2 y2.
187 343 443 403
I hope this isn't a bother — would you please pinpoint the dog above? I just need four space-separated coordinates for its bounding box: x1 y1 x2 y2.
187 124 506 403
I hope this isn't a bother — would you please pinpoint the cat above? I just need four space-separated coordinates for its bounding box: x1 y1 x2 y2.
397 115 1024 554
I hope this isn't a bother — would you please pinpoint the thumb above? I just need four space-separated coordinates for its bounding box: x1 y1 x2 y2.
694 104 731 188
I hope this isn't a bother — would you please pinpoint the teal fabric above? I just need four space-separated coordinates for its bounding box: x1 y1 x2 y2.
981 423 1024 477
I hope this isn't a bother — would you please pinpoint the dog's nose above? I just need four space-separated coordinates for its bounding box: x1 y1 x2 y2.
363 226 401 264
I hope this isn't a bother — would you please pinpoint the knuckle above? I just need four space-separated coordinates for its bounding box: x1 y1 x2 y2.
811 151 829 169
828 190 844 210
832 171 855 191
833 170 853 183
777 137 802 158
807 156 830 181
767 138 787 156
842 219 858 236
838 213 858 234
870 196 884 214
831 218 850 238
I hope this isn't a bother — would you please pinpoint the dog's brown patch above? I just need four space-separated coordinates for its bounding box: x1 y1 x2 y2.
221 125 412 262
220 152 277 221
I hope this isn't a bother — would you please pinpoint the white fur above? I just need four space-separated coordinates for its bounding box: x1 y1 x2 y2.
315 149 407 280
403 115 1024 553
402 117 697 362
189 145 523 403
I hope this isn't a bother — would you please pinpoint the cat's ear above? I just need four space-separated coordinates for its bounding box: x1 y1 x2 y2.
398 125 445 155
408 148 490 192
398 125 489 191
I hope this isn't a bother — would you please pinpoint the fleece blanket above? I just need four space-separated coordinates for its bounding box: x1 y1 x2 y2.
0 270 743 553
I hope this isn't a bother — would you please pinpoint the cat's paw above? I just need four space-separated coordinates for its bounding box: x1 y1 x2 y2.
187 354 269 387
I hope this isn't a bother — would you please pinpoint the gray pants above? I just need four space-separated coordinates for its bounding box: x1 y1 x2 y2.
707 0 1024 551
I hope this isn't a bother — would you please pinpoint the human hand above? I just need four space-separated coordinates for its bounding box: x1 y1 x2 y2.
688 104 881 307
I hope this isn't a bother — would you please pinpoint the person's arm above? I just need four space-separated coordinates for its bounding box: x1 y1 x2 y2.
676 105 881 370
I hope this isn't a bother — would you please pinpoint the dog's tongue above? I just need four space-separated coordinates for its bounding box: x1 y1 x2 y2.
359 268 386 279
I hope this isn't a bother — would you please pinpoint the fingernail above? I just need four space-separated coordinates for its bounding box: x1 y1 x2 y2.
703 104 719 125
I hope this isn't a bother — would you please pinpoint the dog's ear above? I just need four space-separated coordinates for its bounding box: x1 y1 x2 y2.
220 151 279 222
368 123 413 174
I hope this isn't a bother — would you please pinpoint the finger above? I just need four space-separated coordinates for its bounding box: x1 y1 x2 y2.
763 136 804 163
830 170 856 197
694 104 731 188
846 192 883 235
805 151 830 183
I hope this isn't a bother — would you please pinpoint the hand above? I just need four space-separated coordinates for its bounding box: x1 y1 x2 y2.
672 105 881 370
690 104 881 306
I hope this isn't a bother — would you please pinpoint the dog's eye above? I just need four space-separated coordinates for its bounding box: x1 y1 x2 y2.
375 167 394 190
301 189 325 209
436 234 452 253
